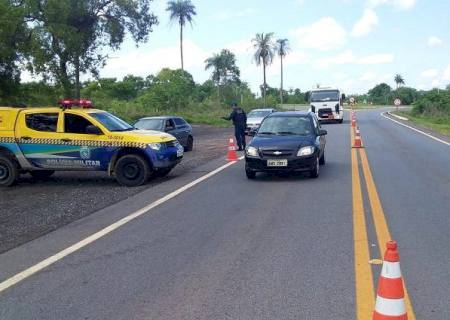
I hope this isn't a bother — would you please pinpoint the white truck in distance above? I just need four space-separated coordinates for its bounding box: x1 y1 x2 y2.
308 88 345 124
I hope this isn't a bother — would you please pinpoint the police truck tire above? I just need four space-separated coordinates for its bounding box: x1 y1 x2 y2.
115 154 151 187
0 154 19 187
30 170 55 180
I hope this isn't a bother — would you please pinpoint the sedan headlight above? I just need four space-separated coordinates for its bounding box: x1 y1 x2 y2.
148 143 162 151
246 146 259 157
297 146 315 157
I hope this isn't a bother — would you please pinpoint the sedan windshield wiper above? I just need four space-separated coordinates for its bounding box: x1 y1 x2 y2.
258 131 276 135
277 131 298 135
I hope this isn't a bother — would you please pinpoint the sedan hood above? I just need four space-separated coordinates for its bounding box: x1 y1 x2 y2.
250 135 315 150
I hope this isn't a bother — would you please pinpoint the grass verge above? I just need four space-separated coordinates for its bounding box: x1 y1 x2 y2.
394 111 450 136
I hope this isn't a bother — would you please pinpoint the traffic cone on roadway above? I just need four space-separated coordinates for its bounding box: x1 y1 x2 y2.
226 138 239 161
352 118 357 127
353 127 363 148
373 241 408 320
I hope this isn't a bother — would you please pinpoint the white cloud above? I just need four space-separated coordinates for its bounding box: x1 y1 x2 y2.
212 8 257 21
290 17 347 51
421 69 439 78
226 39 252 55
427 36 443 47
315 50 355 68
431 79 441 88
358 53 394 65
359 71 377 81
443 65 450 81
352 9 379 37
367 0 416 10
101 39 210 79
314 51 393 68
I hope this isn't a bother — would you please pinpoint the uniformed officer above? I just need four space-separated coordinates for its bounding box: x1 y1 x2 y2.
223 102 247 151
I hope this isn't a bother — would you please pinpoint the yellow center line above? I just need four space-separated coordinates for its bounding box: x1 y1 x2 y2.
351 126 375 319
359 149 416 319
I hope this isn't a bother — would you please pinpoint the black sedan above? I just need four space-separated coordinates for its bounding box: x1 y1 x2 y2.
134 116 194 151
245 112 327 179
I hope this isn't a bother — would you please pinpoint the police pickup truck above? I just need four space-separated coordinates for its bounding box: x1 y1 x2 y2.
0 100 184 187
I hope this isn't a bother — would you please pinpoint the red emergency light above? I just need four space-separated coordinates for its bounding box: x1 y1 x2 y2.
58 99 93 109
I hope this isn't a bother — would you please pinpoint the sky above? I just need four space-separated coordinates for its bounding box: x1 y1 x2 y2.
25 0 450 94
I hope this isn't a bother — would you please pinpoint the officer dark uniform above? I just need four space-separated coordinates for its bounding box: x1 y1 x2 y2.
223 103 247 151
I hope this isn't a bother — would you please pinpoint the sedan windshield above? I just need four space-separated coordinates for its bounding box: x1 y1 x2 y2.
134 119 164 131
248 110 272 118
310 90 340 102
258 116 313 136
90 112 134 132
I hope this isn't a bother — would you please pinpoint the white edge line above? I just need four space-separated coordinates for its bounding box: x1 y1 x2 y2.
0 156 245 294
381 112 450 147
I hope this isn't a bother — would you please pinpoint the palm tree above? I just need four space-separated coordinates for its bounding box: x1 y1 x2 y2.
167 0 197 71
394 74 405 89
276 38 290 105
252 32 276 107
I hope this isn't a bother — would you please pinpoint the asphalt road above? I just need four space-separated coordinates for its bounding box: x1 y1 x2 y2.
0 109 449 319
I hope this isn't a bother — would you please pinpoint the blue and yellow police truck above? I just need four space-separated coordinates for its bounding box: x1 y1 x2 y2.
0 100 184 187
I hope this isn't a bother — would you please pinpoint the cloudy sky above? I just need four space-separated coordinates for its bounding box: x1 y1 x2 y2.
80 0 450 94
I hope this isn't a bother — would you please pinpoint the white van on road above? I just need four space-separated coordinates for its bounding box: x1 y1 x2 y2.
308 88 345 123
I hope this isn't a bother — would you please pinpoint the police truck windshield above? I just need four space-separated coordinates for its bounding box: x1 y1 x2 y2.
310 90 340 102
90 112 134 132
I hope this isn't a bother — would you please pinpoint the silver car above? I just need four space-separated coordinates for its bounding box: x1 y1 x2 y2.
245 108 277 135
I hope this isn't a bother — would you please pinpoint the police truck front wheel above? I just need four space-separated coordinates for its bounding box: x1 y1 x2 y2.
115 154 151 187
0 154 19 187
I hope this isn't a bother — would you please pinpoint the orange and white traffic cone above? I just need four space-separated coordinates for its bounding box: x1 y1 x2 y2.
226 138 238 161
373 241 408 320
353 127 363 148
352 118 357 127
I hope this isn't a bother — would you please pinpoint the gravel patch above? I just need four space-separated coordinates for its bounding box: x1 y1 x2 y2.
0 125 234 253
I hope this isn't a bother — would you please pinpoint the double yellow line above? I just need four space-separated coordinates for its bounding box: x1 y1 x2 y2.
351 126 416 320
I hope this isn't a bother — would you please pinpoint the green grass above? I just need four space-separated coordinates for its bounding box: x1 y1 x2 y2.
395 111 450 136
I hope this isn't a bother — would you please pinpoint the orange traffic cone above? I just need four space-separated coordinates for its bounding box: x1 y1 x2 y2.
352 118 357 127
373 241 408 320
226 138 239 161
353 128 363 148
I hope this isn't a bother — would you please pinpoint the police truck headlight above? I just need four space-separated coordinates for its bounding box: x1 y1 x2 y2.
148 143 162 151
246 146 259 157
297 146 315 157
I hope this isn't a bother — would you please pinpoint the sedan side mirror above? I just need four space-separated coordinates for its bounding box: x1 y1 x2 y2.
86 125 103 135
319 129 328 136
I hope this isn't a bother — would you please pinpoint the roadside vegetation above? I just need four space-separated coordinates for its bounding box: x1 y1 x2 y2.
396 90 450 136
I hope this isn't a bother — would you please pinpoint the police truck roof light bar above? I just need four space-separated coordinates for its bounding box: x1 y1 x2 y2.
58 99 93 110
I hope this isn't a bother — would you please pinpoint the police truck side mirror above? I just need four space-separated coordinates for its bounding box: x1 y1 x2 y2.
341 94 346 100
86 125 102 135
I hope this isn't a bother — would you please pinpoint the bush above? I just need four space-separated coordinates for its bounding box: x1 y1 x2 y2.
412 90 450 117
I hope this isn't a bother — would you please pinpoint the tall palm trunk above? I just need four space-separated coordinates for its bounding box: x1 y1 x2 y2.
180 23 184 70
75 55 81 100
263 62 267 107
280 55 284 105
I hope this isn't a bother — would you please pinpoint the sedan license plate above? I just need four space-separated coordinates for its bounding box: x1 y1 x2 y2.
267 159 288 167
